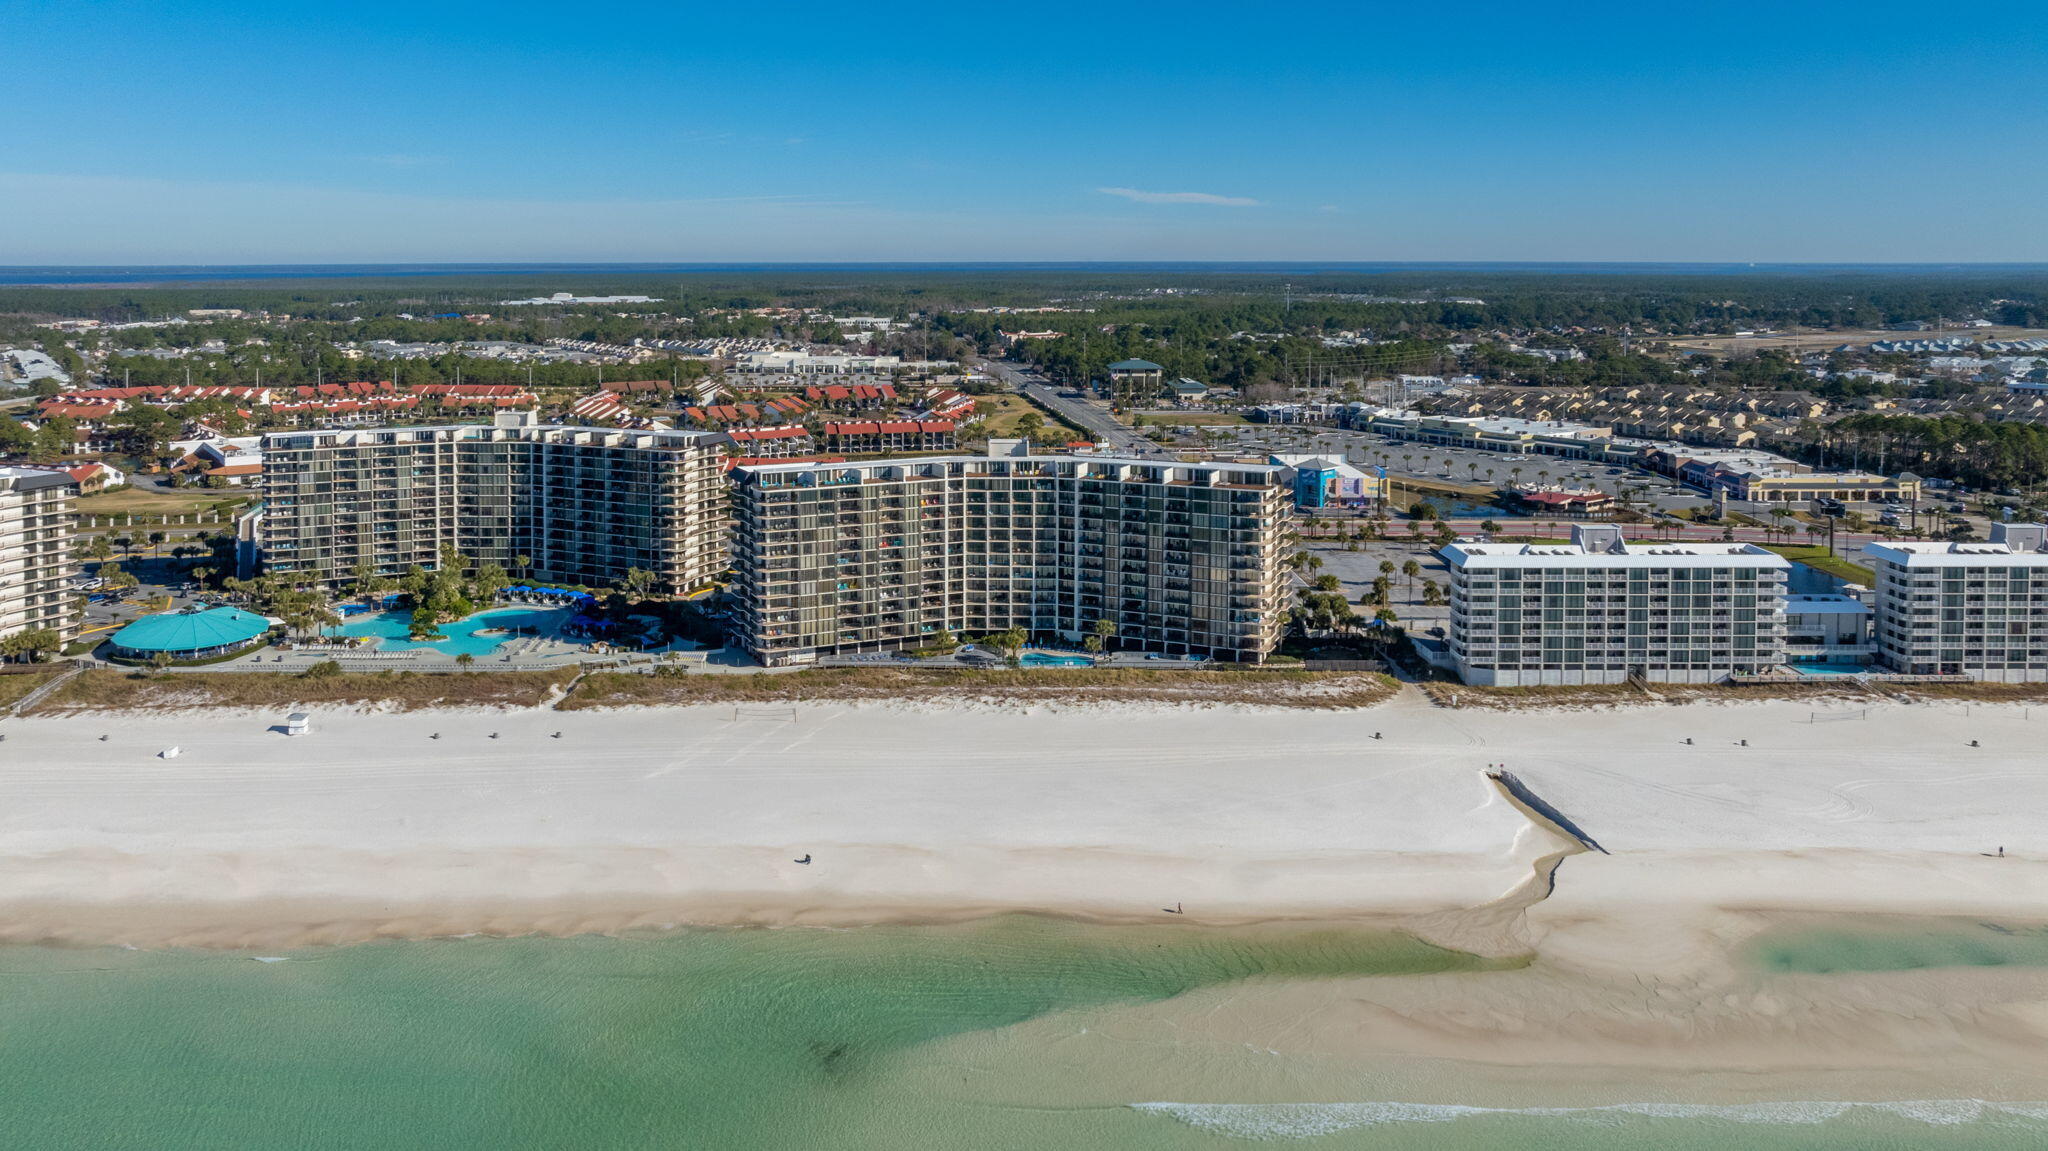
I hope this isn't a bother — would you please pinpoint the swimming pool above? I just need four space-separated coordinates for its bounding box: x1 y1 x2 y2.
1788 661 1870 676
1020 651 1094 668
326 607 571 658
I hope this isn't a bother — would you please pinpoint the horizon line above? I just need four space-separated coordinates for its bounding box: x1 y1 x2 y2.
7 260 2048 270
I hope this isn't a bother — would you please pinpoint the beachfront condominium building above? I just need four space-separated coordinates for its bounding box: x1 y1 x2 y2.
260 412 731 592
728 447 1291 665
0 467 80 646
1865 523 2048 681
1442 524 1791 686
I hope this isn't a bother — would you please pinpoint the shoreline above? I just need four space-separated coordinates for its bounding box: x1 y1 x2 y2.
7 694 2048 1127
1 696 2045 960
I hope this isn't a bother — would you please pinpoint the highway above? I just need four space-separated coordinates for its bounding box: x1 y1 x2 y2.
982 360 1158 456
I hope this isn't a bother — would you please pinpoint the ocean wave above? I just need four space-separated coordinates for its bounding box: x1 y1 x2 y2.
1130 1099 2048 1139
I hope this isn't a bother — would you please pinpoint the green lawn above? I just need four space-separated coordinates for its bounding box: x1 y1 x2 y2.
979 394 1082 440
78 486 251 518
1762 544 1876 585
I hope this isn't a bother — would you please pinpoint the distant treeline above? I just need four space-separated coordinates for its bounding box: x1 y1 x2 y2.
1819 413 2048 492
2 268 2042 333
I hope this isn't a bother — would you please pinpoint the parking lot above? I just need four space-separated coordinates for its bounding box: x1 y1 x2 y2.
1166 423 1718 513
74 553 220 652
1303 537 1455 639
1137 421 1993 531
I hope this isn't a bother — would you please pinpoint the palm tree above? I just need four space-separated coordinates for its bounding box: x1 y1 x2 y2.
1085 618 1116 653
993 626 1028 661
1401 559 1421 592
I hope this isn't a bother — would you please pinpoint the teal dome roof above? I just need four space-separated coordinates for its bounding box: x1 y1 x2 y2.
111 607 272 653
1107 358 1164 371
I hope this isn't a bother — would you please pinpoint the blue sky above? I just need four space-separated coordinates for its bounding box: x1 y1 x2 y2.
3 0 2044 262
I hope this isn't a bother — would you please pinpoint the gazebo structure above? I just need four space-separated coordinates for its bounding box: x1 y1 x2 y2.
108 607 274 662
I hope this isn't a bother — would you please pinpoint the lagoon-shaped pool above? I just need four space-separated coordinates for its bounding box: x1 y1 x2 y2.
326 606 572 658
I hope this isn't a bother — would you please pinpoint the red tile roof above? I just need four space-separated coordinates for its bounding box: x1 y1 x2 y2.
824 420 955 436
724 454 847 469
410 383 531 398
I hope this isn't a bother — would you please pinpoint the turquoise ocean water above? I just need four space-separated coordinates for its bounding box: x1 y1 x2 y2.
4 916 2044 1149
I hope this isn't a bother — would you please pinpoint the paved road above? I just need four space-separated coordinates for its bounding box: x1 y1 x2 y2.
982 360 1158 456
1301 513 1888 550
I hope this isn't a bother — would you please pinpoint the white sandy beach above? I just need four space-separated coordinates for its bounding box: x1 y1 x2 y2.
1 693 2045 961
12 692 2048 1109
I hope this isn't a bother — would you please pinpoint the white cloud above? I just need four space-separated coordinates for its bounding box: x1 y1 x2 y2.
1097 186 1261 207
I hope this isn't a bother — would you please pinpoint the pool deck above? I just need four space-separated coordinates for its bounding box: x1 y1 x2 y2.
200 605 695 673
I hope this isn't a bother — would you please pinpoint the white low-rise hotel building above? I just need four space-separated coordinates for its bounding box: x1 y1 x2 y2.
1443 525 1790 685
1782 593 1875 668
1866 524 2048 681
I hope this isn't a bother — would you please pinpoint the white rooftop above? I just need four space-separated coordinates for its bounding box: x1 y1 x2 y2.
1443 541 1790 570
1865 525 2048 566
1443 524 1790 570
